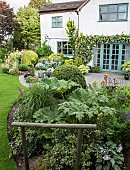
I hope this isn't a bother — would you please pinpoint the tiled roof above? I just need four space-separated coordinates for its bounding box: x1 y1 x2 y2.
39 1 85 13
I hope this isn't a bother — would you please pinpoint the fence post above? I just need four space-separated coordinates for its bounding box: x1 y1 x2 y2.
75 129 83 170
21 127 29 170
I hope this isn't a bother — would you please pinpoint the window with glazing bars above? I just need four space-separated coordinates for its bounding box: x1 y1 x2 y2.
99 3 128 21
57 41 73 55
52 16 62 28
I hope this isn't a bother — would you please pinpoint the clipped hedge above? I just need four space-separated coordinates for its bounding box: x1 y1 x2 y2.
52 64 86 88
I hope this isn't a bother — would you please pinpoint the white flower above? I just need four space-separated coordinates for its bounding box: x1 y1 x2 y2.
116 144 123 153
103 155 110 161
47 67 54 73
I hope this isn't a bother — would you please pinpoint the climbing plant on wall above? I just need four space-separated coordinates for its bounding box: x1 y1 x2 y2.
66 19 130 65
76 33 130 65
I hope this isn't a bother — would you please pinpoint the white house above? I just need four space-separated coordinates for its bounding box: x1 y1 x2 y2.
39 0 130 72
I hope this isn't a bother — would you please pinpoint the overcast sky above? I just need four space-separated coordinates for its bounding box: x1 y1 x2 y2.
5 0 30 13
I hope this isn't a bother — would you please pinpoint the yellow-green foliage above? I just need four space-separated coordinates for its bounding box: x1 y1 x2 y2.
65 59 74 65
65 58 82 67
21 50 38 65
121 61 130 71
9 50 22 61
78 65 90 74
48 53 63 61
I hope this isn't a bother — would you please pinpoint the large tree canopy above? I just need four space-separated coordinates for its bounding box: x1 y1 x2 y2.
0 0 18 46
16 6 40 49
29 0 51 9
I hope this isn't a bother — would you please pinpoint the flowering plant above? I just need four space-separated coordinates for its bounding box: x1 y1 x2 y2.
95 141 124 170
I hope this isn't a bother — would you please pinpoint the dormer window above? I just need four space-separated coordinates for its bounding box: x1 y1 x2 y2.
99 3 128 22
52 16 63 28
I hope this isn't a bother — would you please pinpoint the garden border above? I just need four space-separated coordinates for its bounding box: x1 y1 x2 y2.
12 122 97 170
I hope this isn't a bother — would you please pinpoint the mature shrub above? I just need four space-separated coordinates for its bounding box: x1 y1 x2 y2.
0 47 8 62
48 53 63 62
21 50 38 66
18 64 29 71
65 57 82 67
35 41 52 58
52 64 86 88
9 50 23 62
2 67 9 74
78 65 90 74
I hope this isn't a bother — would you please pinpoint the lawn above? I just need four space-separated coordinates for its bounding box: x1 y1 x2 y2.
0 69 26 170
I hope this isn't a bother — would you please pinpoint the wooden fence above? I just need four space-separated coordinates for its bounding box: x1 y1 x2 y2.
12 122 97 170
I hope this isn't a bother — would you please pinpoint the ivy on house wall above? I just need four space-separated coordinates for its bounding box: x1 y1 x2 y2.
75 33 130 65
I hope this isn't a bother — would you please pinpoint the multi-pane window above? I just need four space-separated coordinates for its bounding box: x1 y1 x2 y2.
94 44 101 66
52 16 62 28
57 41 73 56
99 3 128 21
121 44 129 65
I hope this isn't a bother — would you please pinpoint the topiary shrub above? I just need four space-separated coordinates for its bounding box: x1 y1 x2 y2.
18 64 29 71
52 64 86 88
21 50 38 66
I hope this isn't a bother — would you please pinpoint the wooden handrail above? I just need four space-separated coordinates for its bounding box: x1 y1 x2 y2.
12 122 97 170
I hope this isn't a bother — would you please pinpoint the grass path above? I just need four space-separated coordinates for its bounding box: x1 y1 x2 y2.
0 69 26 170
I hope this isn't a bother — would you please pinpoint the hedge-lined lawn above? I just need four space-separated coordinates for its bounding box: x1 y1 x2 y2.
0 69 26 170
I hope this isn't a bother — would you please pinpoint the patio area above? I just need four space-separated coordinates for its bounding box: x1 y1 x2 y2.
85 72 130 86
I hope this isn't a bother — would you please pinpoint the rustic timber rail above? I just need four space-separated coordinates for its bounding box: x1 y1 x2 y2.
12 122 97 170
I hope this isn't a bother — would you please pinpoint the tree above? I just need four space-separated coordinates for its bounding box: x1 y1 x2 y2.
66 19 78 57
16 6 40 49
0 0 18 46
28 0 51 9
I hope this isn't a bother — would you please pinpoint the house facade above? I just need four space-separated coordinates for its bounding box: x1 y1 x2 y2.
39 0 130 72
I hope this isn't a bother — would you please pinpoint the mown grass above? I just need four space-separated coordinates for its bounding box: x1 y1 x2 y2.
0 69 26 170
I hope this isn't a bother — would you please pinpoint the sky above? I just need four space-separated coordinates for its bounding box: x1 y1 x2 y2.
5 0 30 13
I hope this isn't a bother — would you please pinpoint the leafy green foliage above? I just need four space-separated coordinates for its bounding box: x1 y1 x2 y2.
16 6 40 49
29 0 51 8
65 57 83 66
44 129 77 169
0 47 8 62
78 65 90 74
112 122 130 149
35 41 52 58
48 53 63 62
12 76 129 169
66 19 78 56
33 107 61 123
121 60 130 71
59 87 115 124
41 77 79 96
95 141 124 170
52 64 86 88
0 1 18 45
21 50 38 65
18 64 29 71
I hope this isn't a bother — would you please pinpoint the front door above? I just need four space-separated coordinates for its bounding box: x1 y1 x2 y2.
94 43 130 72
